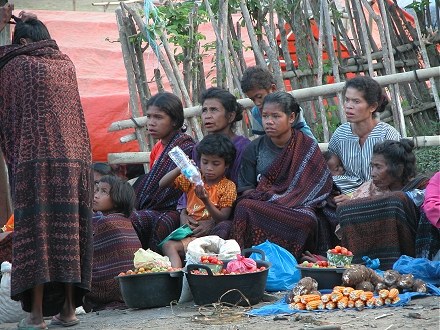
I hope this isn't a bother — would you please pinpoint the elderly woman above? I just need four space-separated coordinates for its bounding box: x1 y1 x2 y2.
337 140 438 269
230 92 337 259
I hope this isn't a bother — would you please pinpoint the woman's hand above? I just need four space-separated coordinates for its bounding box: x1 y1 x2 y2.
191 218 215 237
334 194 351 206
0 3 13 32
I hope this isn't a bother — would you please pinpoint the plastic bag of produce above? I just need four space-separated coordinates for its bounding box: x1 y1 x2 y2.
226 254 257 273
251 240 301 291
133 248 171 270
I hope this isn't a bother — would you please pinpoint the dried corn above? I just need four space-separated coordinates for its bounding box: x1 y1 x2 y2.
331 291 344 302
360 291 374 301
326 301 336 310
388 288 399 299
306 300 322 311
317 301 326 310
290 302 306 310
349 289 364 301
320 294 330 303
347 300 355 308
354 299 365 309
293 295 301 303
392 296 401 304
379 289 390 299
366 297 376 308
337 297 349 309
343 287 354 296
374 297 384 307
333 286 345 293
300 294 321 304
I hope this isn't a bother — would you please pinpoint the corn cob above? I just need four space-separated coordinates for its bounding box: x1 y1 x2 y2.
347 300 355 308
374 297 384 307
325 301 336 310
366 297 376 308
360 291 374 301
337 296 349 309
388 288 399 299
392 296 401 304
320 294 330 303
293 295 302 303
300 294 321 304
343 287 354 296
349 289 364 301
317 301 326 310
331 291 344 302
290 302 306 310
379 289 390 299
354 299 365 309
306 300 322 311
333 286 346 293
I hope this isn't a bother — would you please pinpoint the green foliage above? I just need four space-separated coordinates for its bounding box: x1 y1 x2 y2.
414 146 440 175
403 0 431 12
313 104 341 141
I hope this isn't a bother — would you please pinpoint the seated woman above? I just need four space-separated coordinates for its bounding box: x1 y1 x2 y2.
328 76 400 197
130 93 195 251
85 175 141 311
337 140 437 269
230 91 337 259
178 87 250 239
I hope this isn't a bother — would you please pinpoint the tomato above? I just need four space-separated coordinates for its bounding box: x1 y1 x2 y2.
201 255 209 262
330 248 338 254
334 245 342 253
347 251 353 256
340 247 348 255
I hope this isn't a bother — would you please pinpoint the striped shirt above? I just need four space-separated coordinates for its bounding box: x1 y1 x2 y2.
328 122 400 193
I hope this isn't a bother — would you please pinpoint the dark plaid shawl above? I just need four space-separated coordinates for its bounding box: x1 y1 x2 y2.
131 132 195 251
0 40 93 316
338 177 430 270
85 212 141 310
231 130 336 259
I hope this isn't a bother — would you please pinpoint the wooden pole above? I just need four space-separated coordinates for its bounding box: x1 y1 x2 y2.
0 11 13 224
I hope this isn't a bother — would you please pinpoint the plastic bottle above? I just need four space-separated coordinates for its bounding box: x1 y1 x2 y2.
168 146 203 186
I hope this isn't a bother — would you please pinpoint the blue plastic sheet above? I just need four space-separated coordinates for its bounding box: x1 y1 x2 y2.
249 284 440 316
393 255 440 284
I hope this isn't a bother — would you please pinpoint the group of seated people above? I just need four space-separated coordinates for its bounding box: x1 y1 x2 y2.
5 67 438 312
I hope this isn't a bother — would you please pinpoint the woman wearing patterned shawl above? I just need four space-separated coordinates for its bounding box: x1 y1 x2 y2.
0 7 92 329
130 92 195 252
230 92 338 259
338 140 438 269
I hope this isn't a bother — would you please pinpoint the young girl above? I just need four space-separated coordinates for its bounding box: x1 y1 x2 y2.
130 92 195 251
159 134 237 268
86 175 141 311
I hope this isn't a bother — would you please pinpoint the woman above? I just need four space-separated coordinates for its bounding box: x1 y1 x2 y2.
328 76 400 198
130 92 195 252
178 87 251 239
338 140 437 269
86 176 141 311
230 92 337 259
0 8 92 329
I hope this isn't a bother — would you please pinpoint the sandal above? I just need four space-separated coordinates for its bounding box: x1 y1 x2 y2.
17 318 48 330
50 315 80 327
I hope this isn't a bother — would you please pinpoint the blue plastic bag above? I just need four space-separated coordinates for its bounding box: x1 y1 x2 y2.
250 240 301 291
393 255 440 285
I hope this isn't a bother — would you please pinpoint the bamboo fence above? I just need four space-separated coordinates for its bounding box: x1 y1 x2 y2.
110 0 439 165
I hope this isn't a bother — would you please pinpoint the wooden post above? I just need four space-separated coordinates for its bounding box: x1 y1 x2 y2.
0 12 12 224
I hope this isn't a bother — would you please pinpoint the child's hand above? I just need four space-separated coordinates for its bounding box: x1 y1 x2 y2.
195 185 208 201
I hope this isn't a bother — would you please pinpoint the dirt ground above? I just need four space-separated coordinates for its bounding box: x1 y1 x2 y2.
2 293 439 329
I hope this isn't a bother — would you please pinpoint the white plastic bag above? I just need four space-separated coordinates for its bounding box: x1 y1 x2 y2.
0 261 28 323
133 248 171 270
179 236 241 303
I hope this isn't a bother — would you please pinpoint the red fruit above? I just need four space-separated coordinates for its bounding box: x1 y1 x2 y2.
347 251 353 256
306 263 313 267
334 246 342 253
201 255 209 262
330 249 338 254
202 259 209 263
340 247 348 255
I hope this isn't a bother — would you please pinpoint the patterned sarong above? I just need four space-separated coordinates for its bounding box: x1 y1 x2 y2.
0 40 93 316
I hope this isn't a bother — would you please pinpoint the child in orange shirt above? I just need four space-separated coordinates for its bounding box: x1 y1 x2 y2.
159 134 237 267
